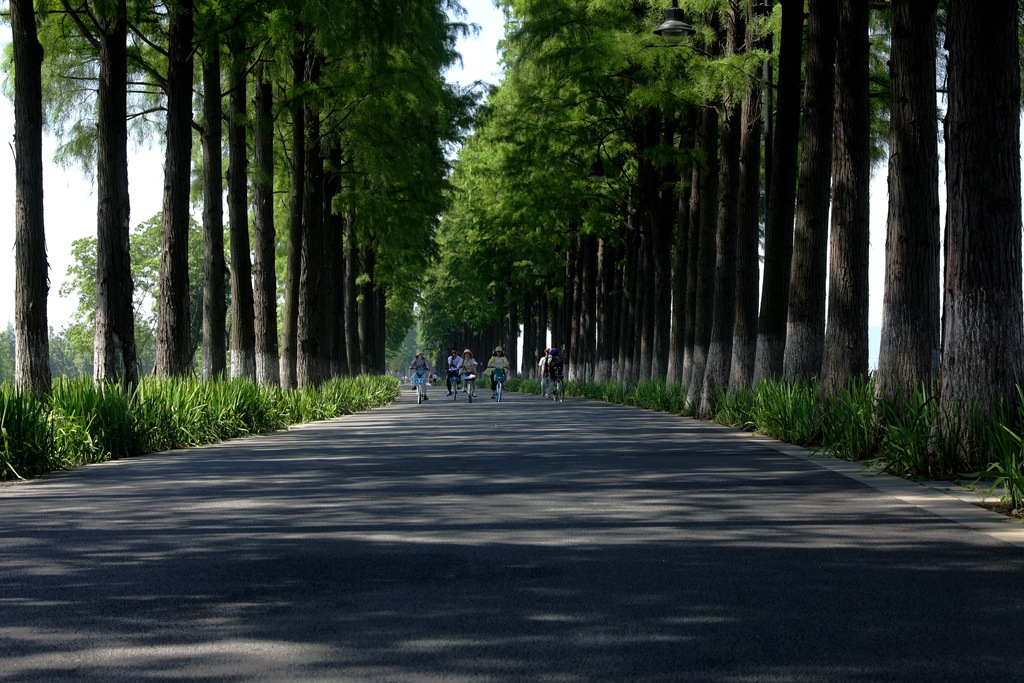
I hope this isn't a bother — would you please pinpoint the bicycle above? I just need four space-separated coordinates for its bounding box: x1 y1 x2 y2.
550 374 564 403
462 372 477 403
448 370 461 401
412 371 428 404
492 369 506 402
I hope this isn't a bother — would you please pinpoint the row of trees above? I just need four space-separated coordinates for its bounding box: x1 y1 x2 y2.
420 0 1022 455
8 0 476 395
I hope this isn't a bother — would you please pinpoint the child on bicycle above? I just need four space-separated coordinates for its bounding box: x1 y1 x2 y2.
486 346 512 399
408 352 432 401
456 349 480 397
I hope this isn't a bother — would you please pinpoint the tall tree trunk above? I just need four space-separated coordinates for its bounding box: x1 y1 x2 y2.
685 107 719 409
344 201 361 374
652 119 676 383
782 0 837 383
201 34 227 380
701 1 744 414
358 246 375 373
297 53 324 389
940 0 1023 461
252 60 280 386
753 0 803 384
155 0 194 378
594 237 617 384
92 0 138 388
681 145 702 388
566 237 580 380
665 132 693 388
12 0 51 397
875 0 940 401
730 6 764 391
617 217 638 386
227 30 255 380
323 152 347 378
280 43 305 389
580 235 597 383
820 0 870 397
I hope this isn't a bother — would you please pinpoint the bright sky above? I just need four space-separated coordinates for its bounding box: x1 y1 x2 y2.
0 1 896 342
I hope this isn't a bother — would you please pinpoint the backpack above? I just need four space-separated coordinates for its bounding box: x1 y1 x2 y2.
548 355 564 379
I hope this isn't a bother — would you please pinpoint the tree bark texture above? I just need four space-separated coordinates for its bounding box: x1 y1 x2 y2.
253 60 280 386
875 0 940 402
297 53 324 389
701 1 744 415
820 0 870 397
227 31 256 380
344 202 361 375
201 34 227 380
685 107 719 409
730 13 764 391
323 154 347 378
12 0 52 397
941 0 1024 457
92 0 138 388
156 0 194 378
753 0 803 385
280 43 305 389
782 0 836 383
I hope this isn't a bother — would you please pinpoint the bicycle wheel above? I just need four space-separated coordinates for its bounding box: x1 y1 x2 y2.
417 385 423 404
496 382 502 402
468 380 474 403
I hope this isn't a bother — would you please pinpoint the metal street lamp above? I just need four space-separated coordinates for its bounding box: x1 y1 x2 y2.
653 0 695 46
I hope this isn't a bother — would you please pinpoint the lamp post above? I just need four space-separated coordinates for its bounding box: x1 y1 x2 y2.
653 0 696 45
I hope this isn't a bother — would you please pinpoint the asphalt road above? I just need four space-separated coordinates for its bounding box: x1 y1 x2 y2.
3 386 1024 682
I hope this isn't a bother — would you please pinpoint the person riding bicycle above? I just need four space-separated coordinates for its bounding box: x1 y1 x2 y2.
547 347 564 395
456 349 480 397
408 352 432 401
486 346 512 399
445 347 461 396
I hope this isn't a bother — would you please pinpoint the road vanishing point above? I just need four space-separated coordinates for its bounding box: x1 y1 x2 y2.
3 387 1024 682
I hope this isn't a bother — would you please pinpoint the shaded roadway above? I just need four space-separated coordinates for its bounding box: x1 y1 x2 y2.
3 387 1024 681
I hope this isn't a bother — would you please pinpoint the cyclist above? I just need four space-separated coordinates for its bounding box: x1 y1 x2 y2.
456 349 480 398
548 347 564 400
445 347 461 396
538 347 551 397
486 346 512 399
408 352 432 401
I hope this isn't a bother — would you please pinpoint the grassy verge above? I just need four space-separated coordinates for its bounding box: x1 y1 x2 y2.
1 375 399 481
506 374 1024 509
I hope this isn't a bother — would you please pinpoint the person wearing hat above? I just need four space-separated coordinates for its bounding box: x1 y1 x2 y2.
456 348 480 397
408 352 432 401
486 346 512 399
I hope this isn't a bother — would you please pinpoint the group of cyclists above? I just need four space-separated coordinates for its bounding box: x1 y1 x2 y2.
407 345 564 403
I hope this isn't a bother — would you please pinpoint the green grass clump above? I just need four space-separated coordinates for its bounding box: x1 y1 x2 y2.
819 377 878 461
0 374 399 481
0 385 54 479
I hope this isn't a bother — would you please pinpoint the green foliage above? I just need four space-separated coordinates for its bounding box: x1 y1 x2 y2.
0 375 399 481
872 384 948 478
818 377 878 461
713 387 758 431
749 380 821 446
0 385 54 480
57 213 203 376
0 324 15 384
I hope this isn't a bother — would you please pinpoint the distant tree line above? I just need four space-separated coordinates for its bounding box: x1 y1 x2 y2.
418 0 1022 459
